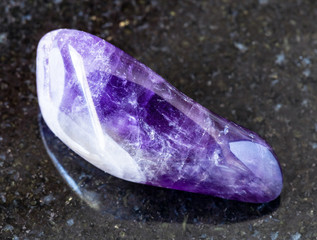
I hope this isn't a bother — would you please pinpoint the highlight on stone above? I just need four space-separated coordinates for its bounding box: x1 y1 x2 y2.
36 29 283 203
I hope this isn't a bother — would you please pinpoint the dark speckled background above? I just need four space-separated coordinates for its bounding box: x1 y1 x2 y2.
1 0 317 239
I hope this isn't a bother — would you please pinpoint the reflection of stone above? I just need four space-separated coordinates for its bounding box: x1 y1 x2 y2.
39 116 102 211
37 29 283 203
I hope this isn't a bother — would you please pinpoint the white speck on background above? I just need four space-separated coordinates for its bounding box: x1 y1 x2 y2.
301 57 311 66
252 230 259 237
302 69 310 77
271 231 279 240
274 104 282 112
301 99 308 107
42 194 54 205
275 53 285 65
0 192 6 203
271 79 279 86
291 232 301 240
234 42 248 52
67 218 74 226
0 33 7 44
3 224 14 232
310 142 317 149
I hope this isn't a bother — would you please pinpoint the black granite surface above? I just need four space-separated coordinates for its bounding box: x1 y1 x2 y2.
1 0 317 239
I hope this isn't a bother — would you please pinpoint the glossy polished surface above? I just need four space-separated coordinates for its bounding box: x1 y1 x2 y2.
37 29 282 202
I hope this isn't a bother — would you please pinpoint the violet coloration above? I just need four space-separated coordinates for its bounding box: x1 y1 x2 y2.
36 29 283 203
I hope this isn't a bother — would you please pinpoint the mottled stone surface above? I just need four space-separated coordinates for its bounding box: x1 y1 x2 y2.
37 29 282 203
1 0 317 239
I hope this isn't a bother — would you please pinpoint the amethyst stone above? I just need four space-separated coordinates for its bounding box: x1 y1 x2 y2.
36 29 283 203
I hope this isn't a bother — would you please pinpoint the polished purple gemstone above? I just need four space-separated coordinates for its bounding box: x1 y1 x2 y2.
36 29 283 203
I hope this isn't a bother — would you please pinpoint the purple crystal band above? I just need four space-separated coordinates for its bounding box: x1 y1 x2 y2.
36 29 283 203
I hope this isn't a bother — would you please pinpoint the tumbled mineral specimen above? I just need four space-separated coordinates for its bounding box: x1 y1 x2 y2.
36 29 283 203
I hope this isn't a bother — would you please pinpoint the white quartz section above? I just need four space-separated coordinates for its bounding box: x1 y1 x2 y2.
36 31 145 183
